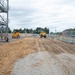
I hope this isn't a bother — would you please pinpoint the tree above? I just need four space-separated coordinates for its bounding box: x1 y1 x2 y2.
34 27 49 34
8 27 12 33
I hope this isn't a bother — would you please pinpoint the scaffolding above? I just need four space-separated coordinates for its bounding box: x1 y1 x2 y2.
0 0 9 42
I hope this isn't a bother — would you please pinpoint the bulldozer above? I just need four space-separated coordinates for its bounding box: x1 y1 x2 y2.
12 32 20 39
40 32 46 38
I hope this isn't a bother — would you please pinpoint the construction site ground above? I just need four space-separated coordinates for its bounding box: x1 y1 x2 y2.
0 35 75 75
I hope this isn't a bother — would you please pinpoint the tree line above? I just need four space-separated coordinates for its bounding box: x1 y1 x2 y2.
8 27 49 34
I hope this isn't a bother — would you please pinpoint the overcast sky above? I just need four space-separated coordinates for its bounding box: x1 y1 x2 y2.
9 0 75 32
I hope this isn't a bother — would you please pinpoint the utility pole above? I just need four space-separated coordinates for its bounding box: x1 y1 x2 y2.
55 27 57 36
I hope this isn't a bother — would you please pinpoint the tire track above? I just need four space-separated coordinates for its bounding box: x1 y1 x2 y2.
48 38 75 54
39 38 75 75
41 38 65 54
47 39 68 53
35 38 54 74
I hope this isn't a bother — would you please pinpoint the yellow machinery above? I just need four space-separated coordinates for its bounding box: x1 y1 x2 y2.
40 32 46 38
12 32 20 38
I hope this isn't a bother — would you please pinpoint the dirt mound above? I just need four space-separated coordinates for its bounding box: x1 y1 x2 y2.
0 38 36 75
0 37 75 75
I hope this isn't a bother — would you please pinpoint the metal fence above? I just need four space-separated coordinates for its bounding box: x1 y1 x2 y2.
50 31 75 44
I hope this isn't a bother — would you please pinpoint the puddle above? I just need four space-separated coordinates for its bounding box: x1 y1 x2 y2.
11 51 75 75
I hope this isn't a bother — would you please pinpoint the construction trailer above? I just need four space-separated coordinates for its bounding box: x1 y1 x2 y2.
0 0 9 42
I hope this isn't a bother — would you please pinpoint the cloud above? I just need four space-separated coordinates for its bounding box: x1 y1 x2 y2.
9 0 75 32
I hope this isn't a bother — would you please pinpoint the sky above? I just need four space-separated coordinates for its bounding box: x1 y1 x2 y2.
9 0 75 32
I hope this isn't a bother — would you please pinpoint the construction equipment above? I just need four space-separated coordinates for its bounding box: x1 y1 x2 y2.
12 32 20 38
40 32 46 38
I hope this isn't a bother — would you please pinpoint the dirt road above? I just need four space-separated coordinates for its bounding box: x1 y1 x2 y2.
0 37 75 75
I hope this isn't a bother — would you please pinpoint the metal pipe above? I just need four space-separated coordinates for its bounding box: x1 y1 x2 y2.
6 0 9 38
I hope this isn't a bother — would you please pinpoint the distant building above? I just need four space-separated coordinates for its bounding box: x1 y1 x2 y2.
63 29 75 37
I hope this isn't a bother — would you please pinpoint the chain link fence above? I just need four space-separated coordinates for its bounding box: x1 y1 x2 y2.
50 30 75 44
